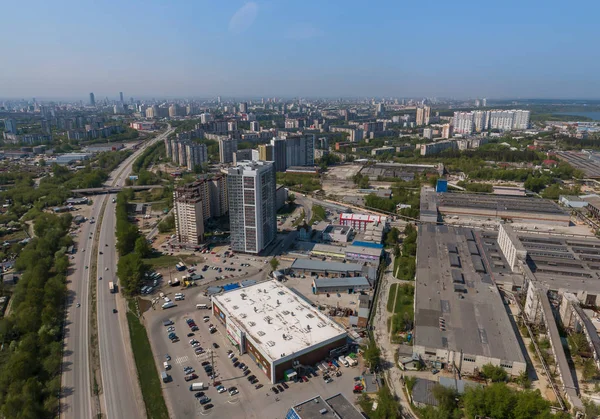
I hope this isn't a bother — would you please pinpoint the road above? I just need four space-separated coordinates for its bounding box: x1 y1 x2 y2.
60 127 172 419
96 127 174 419
61 203 105 419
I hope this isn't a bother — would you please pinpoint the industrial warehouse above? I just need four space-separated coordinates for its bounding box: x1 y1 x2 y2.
212 280 348 384
413 224 527 377
420 188 571 225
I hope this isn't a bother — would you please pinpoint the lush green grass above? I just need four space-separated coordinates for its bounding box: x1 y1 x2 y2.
126 307 169 419
389 284 415 339
386 283 398 313
143 253 180 268
309 204 327 224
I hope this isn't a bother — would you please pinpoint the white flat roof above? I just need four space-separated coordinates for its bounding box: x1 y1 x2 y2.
213 280 347 363
340 213 386 223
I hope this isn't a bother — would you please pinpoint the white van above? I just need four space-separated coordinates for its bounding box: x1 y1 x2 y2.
162 302 175 309
163 362 171 370
164 297 171 303
196 304 208 310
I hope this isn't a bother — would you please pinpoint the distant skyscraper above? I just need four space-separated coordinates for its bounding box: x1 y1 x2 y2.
119 92 124 103
4 119 17 134
217 96 221 104
376 103 384 116
239 102 248 113
89 92 96 106
482 98 487 107
416 106 430 126
227 161 276 254
475 99 481 107
218 137 238 163
250 121 260 132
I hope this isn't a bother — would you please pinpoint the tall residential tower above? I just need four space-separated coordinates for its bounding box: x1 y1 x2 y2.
227 161 276 254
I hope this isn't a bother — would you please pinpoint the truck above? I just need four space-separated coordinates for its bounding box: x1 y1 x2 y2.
189 382 206 391
345 356 357 367
338 356 349 367
175 262 186 272
108 281 116 293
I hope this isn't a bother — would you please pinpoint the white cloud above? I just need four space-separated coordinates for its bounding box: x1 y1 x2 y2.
229 2 258 34
286 23 323 40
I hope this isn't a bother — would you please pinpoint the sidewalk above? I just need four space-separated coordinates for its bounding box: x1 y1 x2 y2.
373 255 419 418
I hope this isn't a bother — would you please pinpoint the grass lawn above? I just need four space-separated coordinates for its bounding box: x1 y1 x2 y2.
126 305 169 419
386 283 398 313
1 229 27 242
389 284 415 340
292 210 305 227
143 253 180 268
309 204 327 224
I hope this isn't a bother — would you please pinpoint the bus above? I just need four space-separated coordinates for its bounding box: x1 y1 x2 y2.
108 281 116 293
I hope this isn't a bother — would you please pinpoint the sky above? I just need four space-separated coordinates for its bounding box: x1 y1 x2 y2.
1 0 599 100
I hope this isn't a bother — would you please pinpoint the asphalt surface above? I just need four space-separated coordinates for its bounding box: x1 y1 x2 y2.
60 127 173 419
96 128 174 419
61 202 105 419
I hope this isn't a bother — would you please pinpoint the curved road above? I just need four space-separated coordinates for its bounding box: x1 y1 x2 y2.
61 127 173 419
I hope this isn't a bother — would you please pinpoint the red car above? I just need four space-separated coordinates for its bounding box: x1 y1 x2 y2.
184 374 198 381
302 376 308 382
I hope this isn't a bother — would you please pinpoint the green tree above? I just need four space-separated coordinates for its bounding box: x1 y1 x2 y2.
385 227 400 247
269 258 280 272
134 236 152 258
287 193 296 206
481 363 508 382
362 339 381 369
117 252 148 296
583 358 598 381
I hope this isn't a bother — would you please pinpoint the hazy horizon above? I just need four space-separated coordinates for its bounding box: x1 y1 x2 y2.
1 0 598 100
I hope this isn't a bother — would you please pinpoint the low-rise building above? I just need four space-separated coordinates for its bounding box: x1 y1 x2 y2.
312 277 371 294
322 225 353 243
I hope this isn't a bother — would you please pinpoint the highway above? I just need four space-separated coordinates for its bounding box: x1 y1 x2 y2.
96 127 173 419
60 127 173 419
60 199 105 419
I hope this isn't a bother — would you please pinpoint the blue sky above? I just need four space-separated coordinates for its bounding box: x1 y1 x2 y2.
1 0 599 100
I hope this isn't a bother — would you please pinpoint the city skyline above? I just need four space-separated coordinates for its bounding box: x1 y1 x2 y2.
1 0 599 99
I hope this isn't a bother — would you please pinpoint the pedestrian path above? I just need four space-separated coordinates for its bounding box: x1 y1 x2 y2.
175 355 189 365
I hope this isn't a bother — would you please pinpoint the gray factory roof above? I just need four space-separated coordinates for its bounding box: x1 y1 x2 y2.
420 187 439 223
313 277 371 289
414 224 525 363
291 259 364 273
513 233 600 294
291 394 363 419
437 192 567 215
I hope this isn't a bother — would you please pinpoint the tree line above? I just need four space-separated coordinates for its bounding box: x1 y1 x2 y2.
115 191 150 296
0 213 73 418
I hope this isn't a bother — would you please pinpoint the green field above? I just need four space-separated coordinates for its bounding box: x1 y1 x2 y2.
126 305 169 419
386 283 398 313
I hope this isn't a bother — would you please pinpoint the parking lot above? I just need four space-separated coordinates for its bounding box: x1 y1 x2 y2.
147 297 364 418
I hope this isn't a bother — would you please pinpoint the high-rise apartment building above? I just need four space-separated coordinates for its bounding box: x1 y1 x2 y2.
208 176 229 218
227 161 276 254
239 102 248 113
453 112 474 135
171 139 180 165
3 119 17 134
489 110 515 131
185 143 208 171
227 121 237 132
200 113 213 124
512 110 530 130
482 98 487 107
173 184 206 245
283 134 315 168
416 105 431 126
119 92 124 103
233 149 254 165
218 137 238 163
258 144 274 161
164 137 172 158
472 110 489 132
89 92 95 106
250 121 260 132
270 138 287 172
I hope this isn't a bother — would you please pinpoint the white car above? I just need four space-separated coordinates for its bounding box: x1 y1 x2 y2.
217 386 227 394
229 389 239 396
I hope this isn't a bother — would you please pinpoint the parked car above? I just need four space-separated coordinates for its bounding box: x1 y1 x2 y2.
255 384 263 390
282 382 289 389
271 387 279 394
276 385 284 392
203 404 213 410
194 392 205 398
